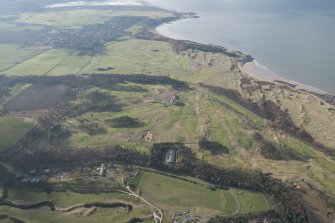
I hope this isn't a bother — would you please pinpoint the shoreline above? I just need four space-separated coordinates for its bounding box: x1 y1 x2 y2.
155 17 333 96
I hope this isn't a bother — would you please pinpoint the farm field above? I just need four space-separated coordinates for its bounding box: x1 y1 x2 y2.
0 116 34 151
0 3 334 222
137 171 272 216
16 9 173 27
235 189 273 214
0 44 43 72
0 189 154 223
3 39 190 76
79 39 190 76
4 84 68 111
7 189 137 208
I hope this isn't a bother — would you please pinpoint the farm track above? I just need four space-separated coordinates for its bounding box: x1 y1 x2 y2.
229 188 241 215
126 186 163 223
76 56 93 75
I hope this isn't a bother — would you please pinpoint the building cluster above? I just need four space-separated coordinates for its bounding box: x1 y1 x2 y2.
17 168 50 184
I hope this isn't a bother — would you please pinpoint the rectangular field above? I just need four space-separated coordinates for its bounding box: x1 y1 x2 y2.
3 84 68 111
138 171 235 213
0 117 34 151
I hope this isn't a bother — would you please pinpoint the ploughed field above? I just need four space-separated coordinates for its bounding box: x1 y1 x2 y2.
3 84 68 111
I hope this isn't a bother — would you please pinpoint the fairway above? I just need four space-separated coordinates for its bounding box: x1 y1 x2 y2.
138 171 235 213
0 117 33 151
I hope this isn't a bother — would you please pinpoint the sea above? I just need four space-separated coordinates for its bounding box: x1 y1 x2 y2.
147 0 335 95
45 0 335 94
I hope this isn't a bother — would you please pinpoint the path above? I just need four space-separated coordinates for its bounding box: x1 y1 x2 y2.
126 186 163 223
229 188 241 215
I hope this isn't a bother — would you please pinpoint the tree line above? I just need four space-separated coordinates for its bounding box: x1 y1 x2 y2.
10 142 316 222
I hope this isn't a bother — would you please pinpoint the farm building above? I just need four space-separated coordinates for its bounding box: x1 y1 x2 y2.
99 164 105 176
165 149 176 164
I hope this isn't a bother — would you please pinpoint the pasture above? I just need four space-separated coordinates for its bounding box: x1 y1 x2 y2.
138 170 273 217
138 171 236 214
0 117 33 151
236 189 273 214
0 44 43 72
3 39 190 77
16 9 173 28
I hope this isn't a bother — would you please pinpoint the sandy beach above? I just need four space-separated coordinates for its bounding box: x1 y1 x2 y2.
155 20 331 96
238 61 329 95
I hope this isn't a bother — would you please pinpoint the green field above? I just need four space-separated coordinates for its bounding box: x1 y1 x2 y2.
139 171 230 212
79 39 190 76
17 9 173 27
7 189 136 208
0 44 42 71
235 189 273 214
0 207 154 223
1 189 153 223
0 117 34 151
138 171 272 215
3 39 190 76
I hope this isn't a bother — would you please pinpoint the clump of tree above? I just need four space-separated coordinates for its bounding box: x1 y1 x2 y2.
198 137 229 155
79 122 107 136
151 142 197 170
106 116 143 128
253 132 308 161
209 210 281 223
260 141 308 161
71 91 122 116
48 123 71 142
112 84 147 92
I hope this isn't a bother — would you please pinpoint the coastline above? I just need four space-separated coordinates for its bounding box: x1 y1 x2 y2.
155 18 332 96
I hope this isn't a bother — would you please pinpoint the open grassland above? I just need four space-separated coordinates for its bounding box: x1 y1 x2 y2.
138 170 272 217
0 117 33 151
138 171 234 214
235 189 273 214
